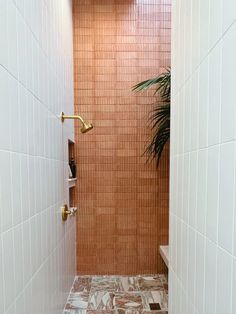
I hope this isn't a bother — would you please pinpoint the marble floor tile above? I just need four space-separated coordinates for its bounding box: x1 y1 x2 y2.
142 291 168 311
137 276 164 291
64 310 86 314
116 309 142 314
118 277 139 292
114 292 145 311
72 276 92 293
87 311 116 314
63 274 168 314
91 276 119 292
65 292 90 310
88 291 115 310
142 311 168 314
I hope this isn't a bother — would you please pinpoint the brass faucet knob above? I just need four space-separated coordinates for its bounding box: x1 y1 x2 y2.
61 204 71 221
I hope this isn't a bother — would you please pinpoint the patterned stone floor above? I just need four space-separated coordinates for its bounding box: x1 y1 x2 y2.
64 275 168 314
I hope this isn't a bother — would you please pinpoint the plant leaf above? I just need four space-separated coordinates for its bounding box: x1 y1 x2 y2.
132 68 171 167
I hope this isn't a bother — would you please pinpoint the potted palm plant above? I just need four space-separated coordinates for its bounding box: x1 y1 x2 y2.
132 68 171 166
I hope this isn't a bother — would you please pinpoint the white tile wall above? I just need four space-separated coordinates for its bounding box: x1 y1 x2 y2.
170 0 236 313
0 0 76 313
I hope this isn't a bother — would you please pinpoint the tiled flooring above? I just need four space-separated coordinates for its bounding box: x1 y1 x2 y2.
64 275 168 314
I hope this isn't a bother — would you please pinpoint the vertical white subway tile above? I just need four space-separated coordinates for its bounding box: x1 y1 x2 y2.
13 224 24 298
183 81 191 152
196 149 207 234
181 222 188 290
171 214 177 273
216 248 232 314
232 258 236 314
208 41 222 146
28 156 36 216
20 154 30 221
198 57 209 149
2 229 15 310
206 145 220 243
209 0 223 47
24 282 32 314
0 67 11 151
0 151 13 232
178 90 184 155
190 71 199 151
30 216 38 275
218 142 235 253
204 239 217 314
19 86 29 154
176 218 182 277
32 38 39 98
195 233 205 314
170 157 178 213
0 235 5 314
182 153 190 223
7 0 18 78
199 0 210 60
11 153 22 226
27 94 35 155
14 291 25 314
5 302 16 314
187 227 196 305
223 0 236 32
183 0 192 80
188 151 198 229
191 0 200 69
22 220 32 285
0 0 8 67
17 14 27 86
14 0 25 16
9 77 21 152
177 155 184 220
221 22 236 142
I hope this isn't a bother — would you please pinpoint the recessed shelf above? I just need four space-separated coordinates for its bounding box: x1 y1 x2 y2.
68 177 77 188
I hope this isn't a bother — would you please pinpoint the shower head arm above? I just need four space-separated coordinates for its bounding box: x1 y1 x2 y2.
60 112 85 124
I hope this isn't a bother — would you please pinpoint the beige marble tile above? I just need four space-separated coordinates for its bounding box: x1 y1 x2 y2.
72 276 92 293
142 291 168 311
114 292 145 311
137 276 164 291
65 292 90 310
88 291 115 310
118 277 139 292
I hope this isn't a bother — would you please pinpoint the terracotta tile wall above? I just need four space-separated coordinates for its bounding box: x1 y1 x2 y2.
73 0 171 275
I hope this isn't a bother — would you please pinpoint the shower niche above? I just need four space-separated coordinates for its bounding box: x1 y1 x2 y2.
68 139 77 186
68 139 77 213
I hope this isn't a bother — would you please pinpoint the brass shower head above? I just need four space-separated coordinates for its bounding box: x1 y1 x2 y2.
80 121 93 133
60 112 93 134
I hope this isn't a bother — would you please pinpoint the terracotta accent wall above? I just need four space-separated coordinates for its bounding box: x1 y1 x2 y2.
73 0 171 275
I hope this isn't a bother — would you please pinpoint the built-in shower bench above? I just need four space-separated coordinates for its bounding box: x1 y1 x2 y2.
159 245 169 268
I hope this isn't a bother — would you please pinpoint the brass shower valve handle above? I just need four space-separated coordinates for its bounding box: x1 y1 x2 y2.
61 204 71 221
70 207 78 216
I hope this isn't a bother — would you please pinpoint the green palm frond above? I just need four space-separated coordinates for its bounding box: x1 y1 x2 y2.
133 68 171 166
132 67 170 98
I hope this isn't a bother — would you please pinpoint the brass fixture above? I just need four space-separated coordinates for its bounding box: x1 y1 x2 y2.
61 204 71 221
60 112 93 133
70 207 78 216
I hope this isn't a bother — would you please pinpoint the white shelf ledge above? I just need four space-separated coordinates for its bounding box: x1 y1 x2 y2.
68 178 77 188
159 245 169 268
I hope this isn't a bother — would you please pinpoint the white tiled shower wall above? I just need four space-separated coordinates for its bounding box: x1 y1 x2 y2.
170 0 236 313
0 0 75 313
